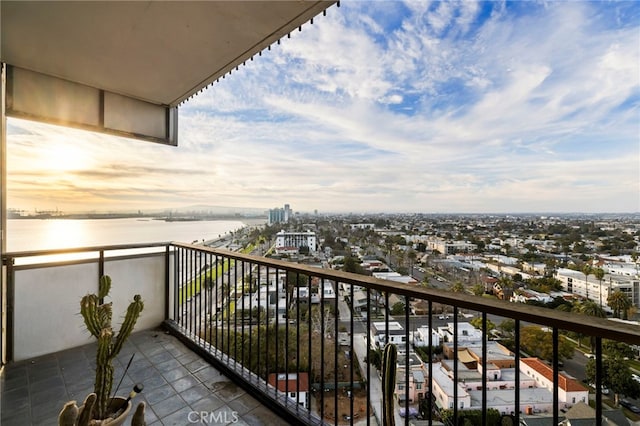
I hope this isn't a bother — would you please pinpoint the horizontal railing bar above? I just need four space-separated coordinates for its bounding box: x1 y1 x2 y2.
3 241 171 259
9 251 168 271
172 242 640 345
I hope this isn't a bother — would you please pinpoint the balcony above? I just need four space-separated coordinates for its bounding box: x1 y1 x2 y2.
2 242 640 426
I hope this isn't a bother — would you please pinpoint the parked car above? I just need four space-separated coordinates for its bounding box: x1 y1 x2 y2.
620 399 640 413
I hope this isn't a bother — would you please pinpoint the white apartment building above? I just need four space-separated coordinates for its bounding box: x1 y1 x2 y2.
427 238 477 255
349 223 375 230
275 230 317 252
555 268 640 309
413 326 441 347
431 352 587 414
438 322 483 345
370 321 406 350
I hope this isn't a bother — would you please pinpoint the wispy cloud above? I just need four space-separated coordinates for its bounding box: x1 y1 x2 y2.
7 1 640 213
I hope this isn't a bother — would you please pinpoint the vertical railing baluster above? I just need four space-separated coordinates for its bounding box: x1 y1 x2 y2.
514 318 520 424
320 277 325 423
334 280 339 425
186 248 191 335
265 266 270 387
256 265 261 383
366 288 371 426
233 256 238 367
595 336 602 426
404 295 410 426
453 305 458 423
296 273 301 413
206 251 212 352
240 259 245 371
482 312 487 425
248 260 253 377
275 268 280 402
226 255 231 363
196 248 201 344
349 281 354 425
428 300 433 426
384 292 390 345
276 271 288 411
553 327 559 423
307 274 313 424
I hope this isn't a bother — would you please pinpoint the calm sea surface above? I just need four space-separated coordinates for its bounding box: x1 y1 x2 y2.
7 218 262 252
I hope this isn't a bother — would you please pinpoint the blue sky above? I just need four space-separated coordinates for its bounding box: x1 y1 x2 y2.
7 1 640 214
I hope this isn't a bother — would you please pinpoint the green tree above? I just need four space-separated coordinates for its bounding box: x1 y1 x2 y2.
439 408 502 426
407 249 417 275
581 263 592 301
604 341 635 359
471 283 485 296
594 268 605 308
586 356 640 406
451 281 465 293
469 317 496 333
390 301 405 315
608 290 632 320
520 326 573 362
343 256 364 274
577 300 606 351
498 319 516 337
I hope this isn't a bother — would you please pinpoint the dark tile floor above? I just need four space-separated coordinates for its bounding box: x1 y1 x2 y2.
0 328 287 426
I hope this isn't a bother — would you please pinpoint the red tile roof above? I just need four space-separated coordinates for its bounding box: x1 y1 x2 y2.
268 372 309 392
521 358 587 392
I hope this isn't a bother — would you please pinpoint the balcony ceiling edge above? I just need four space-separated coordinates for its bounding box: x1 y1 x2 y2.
1 1 337 144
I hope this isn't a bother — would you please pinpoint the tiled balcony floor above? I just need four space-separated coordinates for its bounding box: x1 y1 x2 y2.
0 328 287 426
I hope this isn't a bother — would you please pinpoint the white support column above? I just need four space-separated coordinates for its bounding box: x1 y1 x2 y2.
0 62 7 365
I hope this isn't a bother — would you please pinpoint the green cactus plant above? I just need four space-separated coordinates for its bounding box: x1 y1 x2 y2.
58 275 144 424
381 342 397 426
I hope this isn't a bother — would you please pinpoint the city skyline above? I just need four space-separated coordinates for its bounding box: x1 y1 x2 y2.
6 1 640 214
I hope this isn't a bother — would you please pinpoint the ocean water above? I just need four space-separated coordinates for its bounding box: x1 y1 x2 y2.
7 218 260 253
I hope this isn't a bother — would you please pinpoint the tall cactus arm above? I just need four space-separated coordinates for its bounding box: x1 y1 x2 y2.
112 295 144 357
80 294 102 338
97 302 113 330
98 275 112 299
381 343 397 426
95 328 115 419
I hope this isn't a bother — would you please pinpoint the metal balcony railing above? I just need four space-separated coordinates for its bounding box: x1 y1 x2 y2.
168 242 640 426
4 242 640 426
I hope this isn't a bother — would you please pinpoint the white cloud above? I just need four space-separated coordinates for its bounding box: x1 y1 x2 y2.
7 1 640 214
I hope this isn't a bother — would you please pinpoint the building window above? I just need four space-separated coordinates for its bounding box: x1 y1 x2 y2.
416 383 422 390
291 392 296 397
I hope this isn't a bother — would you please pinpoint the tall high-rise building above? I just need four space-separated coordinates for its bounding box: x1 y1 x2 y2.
284 204 291 222
269 204 292 225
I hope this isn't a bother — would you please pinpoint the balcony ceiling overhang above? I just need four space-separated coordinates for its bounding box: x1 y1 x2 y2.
0 1 337 145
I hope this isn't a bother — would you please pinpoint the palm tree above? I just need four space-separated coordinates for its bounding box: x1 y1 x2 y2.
608 290 632 320
581 264 592 301
578 300 606 352
407 249 417 276
594 267 605 308
578 300 606 318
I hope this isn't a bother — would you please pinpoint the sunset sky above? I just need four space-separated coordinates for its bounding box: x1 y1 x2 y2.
7 1 640 215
